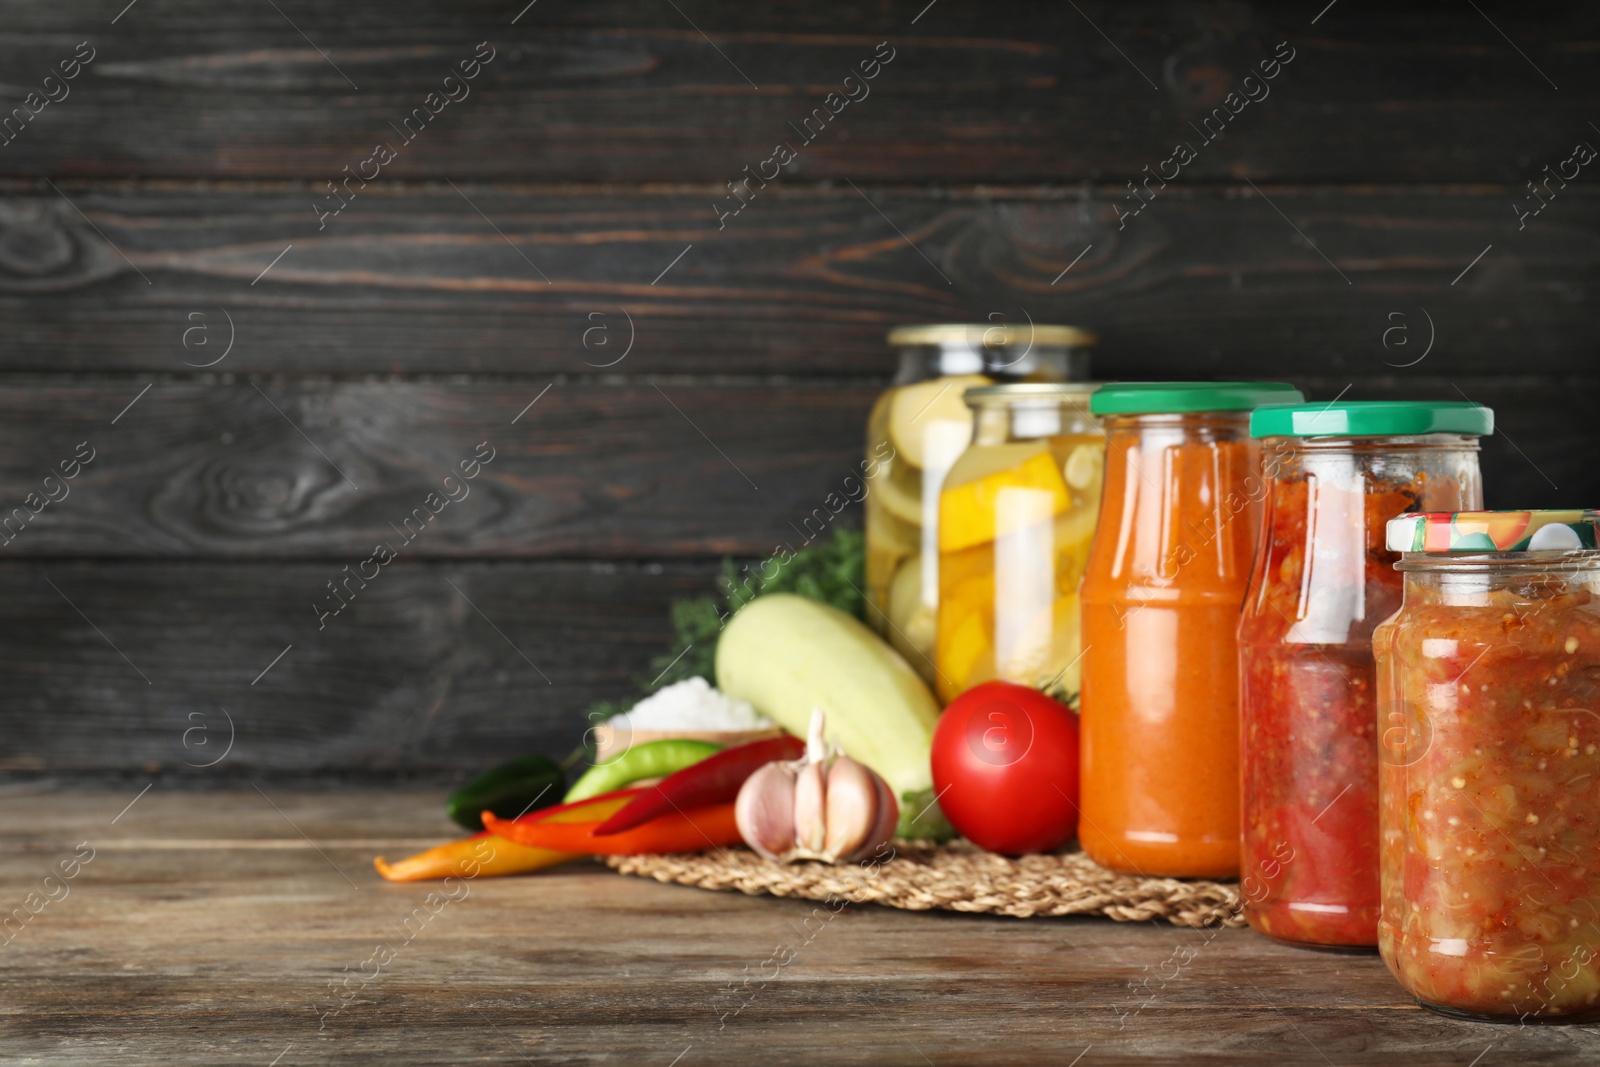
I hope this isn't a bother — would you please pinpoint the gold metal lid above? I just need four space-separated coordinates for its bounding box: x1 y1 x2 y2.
887 323 1098 348
964 382 1102 403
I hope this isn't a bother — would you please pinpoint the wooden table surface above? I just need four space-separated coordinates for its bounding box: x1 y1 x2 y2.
3 787 1598 1066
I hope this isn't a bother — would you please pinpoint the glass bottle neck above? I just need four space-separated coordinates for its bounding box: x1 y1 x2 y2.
1101 410 1254 443
1398 554 1600 605
971 398 1099 444
1274 434 1482 457
1262 435 1483 506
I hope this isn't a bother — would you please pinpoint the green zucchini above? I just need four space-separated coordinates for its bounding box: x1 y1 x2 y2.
716 593 939 800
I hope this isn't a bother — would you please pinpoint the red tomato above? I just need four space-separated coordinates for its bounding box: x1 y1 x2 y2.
931 681 1080 855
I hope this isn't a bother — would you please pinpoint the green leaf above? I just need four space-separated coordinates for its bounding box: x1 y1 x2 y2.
740 525 865 619
645 596 722 690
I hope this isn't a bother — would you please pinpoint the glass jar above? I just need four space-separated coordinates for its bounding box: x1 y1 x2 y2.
1239 402 1491 949
934 383 1103 705
1374 510 1600 1022
1078 382 1303 878
864 324 1095 684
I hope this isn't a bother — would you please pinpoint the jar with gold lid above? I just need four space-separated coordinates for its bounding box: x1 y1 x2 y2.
864 324 1096 685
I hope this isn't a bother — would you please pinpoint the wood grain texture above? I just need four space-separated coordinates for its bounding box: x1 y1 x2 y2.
0 182 1595 376
1 0 1597 800
2 352 1594 774
2 788 1597 1065
0 2 1597 183
0 377 1587 563
0 379 871 557
0 561 717 776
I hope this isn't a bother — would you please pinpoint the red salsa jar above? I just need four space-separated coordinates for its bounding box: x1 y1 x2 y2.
1239 402 1489 948
1375 510 1600 1021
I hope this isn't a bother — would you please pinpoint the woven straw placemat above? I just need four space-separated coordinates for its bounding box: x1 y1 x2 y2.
604 840 1245 928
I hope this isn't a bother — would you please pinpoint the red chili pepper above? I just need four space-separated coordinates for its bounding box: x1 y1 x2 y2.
512 785 647 824
481 802 740 855
591 734 803 836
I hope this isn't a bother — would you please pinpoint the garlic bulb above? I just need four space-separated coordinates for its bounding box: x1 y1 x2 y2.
735 709 898 864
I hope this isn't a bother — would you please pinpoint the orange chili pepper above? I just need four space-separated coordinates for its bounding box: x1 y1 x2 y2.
374 835 571 882
374 790 644 882
481 801 740 855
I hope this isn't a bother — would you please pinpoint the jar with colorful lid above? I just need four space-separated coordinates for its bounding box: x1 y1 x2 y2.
864 324 1096 684
1374 510 1600 1022
1239 401 1491 949
934 382 1103 706
1078 381 1302 878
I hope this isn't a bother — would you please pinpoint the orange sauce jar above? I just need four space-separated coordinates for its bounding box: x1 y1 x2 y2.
1078 382 1302 878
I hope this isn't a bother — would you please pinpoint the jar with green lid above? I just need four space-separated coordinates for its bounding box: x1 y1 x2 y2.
1239 401 1491 949
1079 381 1303 878
864 324 1096 684
934 382 1103 705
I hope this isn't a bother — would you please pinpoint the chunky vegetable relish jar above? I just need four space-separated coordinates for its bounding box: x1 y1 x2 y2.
864 325 1095 682
1239 402 1490 948
935 383 1103 705
1079 381 1302 878
1374 511 1600 1022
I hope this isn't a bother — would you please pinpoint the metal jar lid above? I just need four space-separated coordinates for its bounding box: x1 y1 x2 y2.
1251 400 1493 439
1388 510 1600 553
963 381 1102 404
887 324 1098 349
1090 381 1303 416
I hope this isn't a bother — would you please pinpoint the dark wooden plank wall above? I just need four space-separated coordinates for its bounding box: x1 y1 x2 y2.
1 1 1596 777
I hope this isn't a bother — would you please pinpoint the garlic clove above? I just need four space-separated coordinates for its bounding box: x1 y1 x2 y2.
735 709 899 867
849 768 900 863
822 755 879 862
793 760 827 852
736 762 798 861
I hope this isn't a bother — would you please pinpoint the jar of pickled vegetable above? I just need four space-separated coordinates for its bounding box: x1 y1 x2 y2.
1078 382 1303 878
934 383 1103 706
1239 402 1491 949
865 324 1095 683
1375 510 1600 1022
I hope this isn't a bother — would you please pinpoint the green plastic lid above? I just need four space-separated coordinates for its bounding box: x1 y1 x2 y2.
1388 510 1600 553
1089 381 1303 416
1251 400 1493 438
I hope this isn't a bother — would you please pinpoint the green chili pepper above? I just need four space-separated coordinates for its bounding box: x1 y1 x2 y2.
447 754 566 832
563 739 723 803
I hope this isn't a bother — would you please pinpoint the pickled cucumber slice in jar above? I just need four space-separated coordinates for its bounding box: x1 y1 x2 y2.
888 375 989 469
886 553 937 682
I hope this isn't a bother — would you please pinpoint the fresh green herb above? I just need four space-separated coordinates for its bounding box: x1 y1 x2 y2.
644 596 723 691
724 525 865 620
